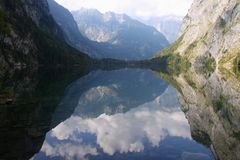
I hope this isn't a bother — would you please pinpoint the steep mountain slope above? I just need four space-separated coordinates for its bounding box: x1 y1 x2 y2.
47 0 99 57
155 0 240 72
0 0 90 73
144 15 183 43
153 1 240 159
72 9 169 60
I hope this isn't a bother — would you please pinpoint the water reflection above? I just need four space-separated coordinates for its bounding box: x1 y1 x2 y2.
32 69 214 160
2 65 239 160
0 68 90 160
156 67 240 160
59 69 169 118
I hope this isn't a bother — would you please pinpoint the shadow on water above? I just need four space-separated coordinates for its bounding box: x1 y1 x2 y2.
0 60 168 160
0 59 240 160
0 67 92 160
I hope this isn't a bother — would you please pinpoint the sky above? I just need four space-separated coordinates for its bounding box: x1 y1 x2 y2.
55 0 193 19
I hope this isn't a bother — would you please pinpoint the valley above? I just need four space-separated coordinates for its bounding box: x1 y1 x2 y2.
0 0 240 160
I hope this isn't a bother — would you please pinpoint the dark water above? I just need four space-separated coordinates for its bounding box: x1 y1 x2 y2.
0 67 239 160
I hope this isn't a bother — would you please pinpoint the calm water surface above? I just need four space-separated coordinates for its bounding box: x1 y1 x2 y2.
1 67 239 160
32 69 214 160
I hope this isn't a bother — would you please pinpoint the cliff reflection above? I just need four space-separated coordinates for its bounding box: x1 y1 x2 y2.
156 66 240 160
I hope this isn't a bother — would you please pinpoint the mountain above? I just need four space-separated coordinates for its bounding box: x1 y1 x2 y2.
155 0 240 73
144 15 183 43
153 0 240 159
72 8 169 60
47 0 100 57
0 0 90 74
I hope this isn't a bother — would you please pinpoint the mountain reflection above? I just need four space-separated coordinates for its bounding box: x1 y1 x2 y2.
4 66 237 160
59 69 168 118
32 69 214 160
0 68 91 160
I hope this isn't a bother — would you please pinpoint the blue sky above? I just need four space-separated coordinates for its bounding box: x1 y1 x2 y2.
55 0 193 19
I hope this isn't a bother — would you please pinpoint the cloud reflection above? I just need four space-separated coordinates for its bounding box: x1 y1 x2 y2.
39 89 190 159
41 142 97 160
37 86 191 159
52 109 190 156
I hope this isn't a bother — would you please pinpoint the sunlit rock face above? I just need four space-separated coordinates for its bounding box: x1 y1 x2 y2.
154 0 240 70
178 0 240 63
169 67 240 160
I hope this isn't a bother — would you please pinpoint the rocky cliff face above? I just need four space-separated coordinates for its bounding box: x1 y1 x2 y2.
0 0 90 74
17 0 62 36
154 1 240 159
155 0 240 71
180 0 239 62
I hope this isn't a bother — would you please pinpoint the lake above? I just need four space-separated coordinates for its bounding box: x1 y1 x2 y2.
0 67 239 160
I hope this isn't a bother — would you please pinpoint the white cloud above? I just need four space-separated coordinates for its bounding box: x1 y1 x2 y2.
54 0 193 19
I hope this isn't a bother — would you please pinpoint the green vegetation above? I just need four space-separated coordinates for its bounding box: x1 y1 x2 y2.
0 81 13 96
165 54 192 75
219 45 240 79
196 54 216 73
233 131 240 141
184 74 197 89
219 52 236 65
233 56 240 79
154 71 183 94
192 130 212 148
152 34 192 75
212 95 233 113
0 2 91 68
204 56 216 72
186 41 198 53
213 97 226 112
0 67 89 105
33 28 90 65
153 35 184 58
0 9 10 35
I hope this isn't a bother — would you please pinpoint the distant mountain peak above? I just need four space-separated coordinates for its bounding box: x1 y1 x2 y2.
48 5 169 60
74 7 101 15
143 15 183 43
70 8 169 60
